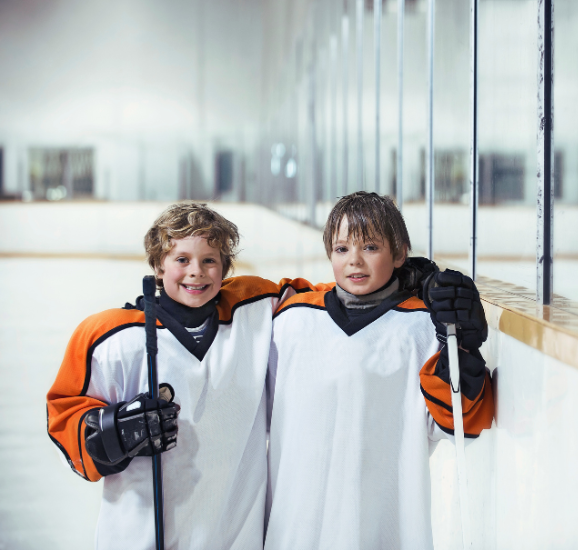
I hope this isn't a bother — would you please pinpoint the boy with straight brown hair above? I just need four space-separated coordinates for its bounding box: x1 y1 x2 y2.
47 201 329 550
265 191 493 550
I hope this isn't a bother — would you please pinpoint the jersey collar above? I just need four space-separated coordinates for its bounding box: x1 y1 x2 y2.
324 286 413 336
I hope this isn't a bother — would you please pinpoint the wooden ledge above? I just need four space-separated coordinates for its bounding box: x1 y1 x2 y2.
476 275 578 369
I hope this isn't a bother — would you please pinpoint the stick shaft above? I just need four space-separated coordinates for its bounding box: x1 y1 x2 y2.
143 276 165 550
447 325 472 549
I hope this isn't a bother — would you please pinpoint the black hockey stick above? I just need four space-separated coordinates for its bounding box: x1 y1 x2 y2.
143 275 165 550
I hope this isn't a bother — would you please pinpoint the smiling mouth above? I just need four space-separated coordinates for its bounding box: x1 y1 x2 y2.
182 284 209 291
348 274 368 280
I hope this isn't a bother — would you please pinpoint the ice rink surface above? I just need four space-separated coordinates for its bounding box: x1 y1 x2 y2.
0 258 147 549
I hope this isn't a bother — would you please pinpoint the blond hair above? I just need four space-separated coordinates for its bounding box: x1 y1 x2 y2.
145 201 240 288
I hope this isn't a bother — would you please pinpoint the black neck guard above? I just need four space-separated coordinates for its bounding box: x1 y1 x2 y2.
159 290 217 328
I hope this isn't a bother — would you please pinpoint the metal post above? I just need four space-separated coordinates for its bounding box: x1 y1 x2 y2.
397 0 404 211
469 0 479 280
342 5 349 196
375 0 382 194
426 0 435 261
537 0 554 305
356 0 364 189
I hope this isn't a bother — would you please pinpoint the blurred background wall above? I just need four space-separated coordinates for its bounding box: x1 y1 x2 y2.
1 0 576 297
0 0 264 202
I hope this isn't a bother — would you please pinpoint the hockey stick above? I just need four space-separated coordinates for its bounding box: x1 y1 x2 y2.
143 275 165 550
446 323 472 549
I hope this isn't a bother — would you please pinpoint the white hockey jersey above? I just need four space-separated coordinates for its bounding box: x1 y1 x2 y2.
265 287 493 550
47 276 329 550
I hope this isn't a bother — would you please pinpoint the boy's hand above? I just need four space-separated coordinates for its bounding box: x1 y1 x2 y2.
423 269 487 351
85 393 180 466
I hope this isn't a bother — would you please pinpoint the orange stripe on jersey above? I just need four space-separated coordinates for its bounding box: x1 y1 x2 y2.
47 308 158 481
396 296 428 311
274 290 329 316
217 276 288 323
278 278 335 294
420 352 494 437
217 276 331 323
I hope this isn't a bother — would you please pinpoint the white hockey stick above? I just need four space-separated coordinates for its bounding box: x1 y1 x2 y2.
446 324 472 549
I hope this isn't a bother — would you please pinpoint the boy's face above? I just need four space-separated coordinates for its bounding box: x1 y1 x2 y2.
330 217 405 296
156 235 223 308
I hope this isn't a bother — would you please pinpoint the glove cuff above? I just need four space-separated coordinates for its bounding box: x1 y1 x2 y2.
436 346 486 401
100 403 125 463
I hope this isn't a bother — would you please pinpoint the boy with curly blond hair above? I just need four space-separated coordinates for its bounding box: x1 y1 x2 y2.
47 201 327 550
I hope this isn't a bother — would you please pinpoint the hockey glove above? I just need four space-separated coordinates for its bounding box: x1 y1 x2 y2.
397 256 439 296
423 268 488 351
435 346 487 401
85 393 180 467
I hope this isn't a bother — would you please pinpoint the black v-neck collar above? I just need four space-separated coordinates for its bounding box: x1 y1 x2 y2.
155 304 219 362
324 286 413 336
132 296 219 361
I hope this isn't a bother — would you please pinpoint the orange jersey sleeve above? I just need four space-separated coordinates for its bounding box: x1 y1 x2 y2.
419 350 494 437
46 308 153 481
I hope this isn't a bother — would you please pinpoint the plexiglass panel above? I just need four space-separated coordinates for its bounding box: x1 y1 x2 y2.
380 0 399 199
361 1 376 193
395 0 427 253
346 0 358 194
476 0 537 291
553 0 578 302
430 0 472 273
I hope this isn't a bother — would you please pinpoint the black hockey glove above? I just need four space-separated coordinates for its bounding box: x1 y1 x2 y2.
85 392 180 468
436 346 487 401
397 256 439 296
423 268 488 351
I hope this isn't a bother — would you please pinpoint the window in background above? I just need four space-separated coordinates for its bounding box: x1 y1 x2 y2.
435 151 468 204
479 154 525 205
215 150 234 195
29 148 94 201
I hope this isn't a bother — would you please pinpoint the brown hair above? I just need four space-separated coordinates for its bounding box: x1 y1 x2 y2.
323 192 411 260
145 201 240 288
